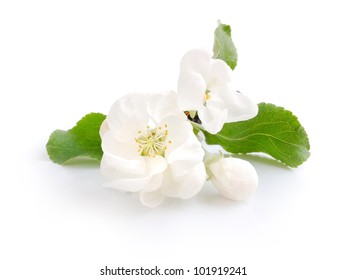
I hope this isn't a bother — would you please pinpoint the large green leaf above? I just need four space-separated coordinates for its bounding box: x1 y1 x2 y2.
202 103 310 167
213 21 238 70
46 113 106 164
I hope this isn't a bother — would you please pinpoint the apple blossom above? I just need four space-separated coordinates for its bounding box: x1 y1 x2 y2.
100 91 206 207
206 155 258 200
177 49 258 134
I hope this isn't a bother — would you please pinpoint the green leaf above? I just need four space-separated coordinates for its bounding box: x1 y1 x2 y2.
213 21 238 70
46 113 106 164
202 103 310 167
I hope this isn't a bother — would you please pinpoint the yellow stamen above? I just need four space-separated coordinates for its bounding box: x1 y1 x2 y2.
135 124 170 157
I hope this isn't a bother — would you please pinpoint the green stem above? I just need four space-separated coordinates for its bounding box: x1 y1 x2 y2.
189 121 204 131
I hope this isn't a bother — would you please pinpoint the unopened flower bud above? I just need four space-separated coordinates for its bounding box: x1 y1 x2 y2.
207 156 258 201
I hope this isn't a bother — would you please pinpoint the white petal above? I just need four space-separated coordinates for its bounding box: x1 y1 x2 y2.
209 157 258 201
100 155 117 180
177 71 206 110
180 48 212 77
99 119 109 138
106 93 150 142
145 156 168 176
146 91 180 122
140 189 165 207
177 162 206 199
104 176 151 192
161 114 192 156
206 59 232 90
161 162 206 199
167 131 205 177
101 153 145 177
177 49 215 111
160 167 178 197
214 86 258 123
101 157 164 194
101 131 145 175
198 100 228 134
101 159 150 192
143 173 164 192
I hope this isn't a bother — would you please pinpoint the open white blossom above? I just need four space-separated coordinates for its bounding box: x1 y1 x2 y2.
100 91 206 207
207 156 258 201
177 49 258 134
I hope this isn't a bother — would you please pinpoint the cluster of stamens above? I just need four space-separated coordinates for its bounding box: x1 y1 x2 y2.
203 89 211 105
135 124 172 158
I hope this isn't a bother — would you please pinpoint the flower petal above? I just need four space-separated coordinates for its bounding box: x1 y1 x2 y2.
146 91 180 122
206 59 232 90
145 156 168 176
99 119 109 138
106 93 150 142
101 159 150 192
177 71 206 110
177 162 206 199
167 131 205 177
198 100 228 134
177 49 216 111
209 157 258 201
161 114 192 155
140 189 165 207
215 86 258 123
143 173 164 192
160 167 178 197
101 131 145 175
161 162 206 199
180 48 212 77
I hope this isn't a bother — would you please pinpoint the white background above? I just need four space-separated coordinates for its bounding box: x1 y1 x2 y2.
1 0 345 279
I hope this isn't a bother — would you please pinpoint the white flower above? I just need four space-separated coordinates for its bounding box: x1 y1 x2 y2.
207 156 258 201
177 49 258 134
100 91 206 207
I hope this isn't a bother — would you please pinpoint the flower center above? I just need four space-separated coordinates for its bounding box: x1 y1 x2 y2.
135 124 171 158
203 89 211 105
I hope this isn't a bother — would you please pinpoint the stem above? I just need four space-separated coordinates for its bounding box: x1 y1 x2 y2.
189 121 204 131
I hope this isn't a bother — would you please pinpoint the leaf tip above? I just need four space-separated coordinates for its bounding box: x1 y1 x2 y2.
45 129 65 164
